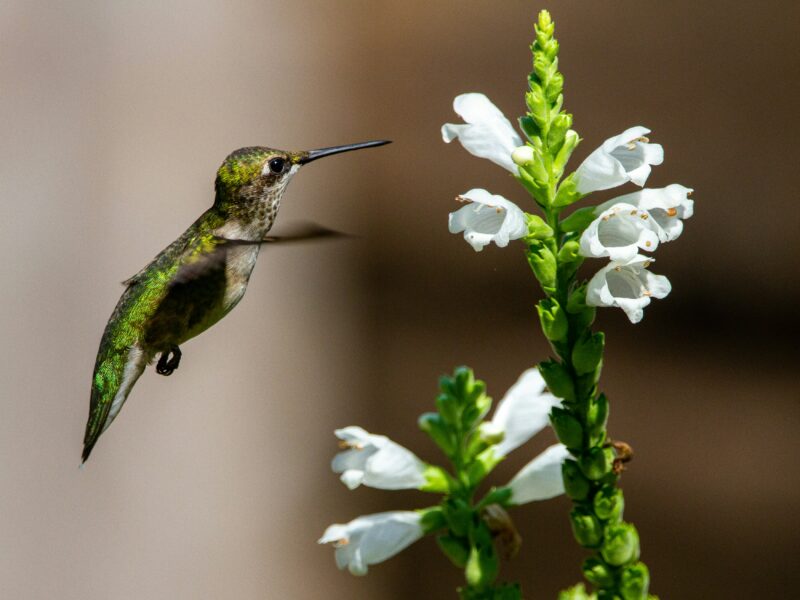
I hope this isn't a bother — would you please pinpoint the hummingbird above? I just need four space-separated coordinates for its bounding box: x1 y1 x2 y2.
82 139 389 463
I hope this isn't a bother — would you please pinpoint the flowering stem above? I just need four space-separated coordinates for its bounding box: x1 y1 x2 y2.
519 11 652 600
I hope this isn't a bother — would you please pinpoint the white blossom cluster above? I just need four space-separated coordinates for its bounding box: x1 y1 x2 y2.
443 93 694 323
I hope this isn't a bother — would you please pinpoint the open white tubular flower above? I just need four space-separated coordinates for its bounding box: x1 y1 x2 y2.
579 202 661 262
574 126 664 194
332 426 427 490
449 188 527 252
507 443 571 504
441 93 523 173
482 368 561 457
587 255 672 324
596 184 694 243
318 511 424 576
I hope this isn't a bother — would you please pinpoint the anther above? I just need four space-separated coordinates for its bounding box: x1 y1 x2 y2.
665 207 678 217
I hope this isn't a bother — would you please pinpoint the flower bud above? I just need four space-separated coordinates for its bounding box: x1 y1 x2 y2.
548 113 573 153
466 447 503 486
620 562 650 600
582 557 616 588
512 145 536 166
537 298 569 342
526 241 557 294
557 240 583 280
567 282 596 330
538 360 576 402
562 459 591 501
594 485 625 522
465 540 499 588
601 523 640 566
435 392 460 425
550 407 584 450
437 535 470 568
586 393 609 443
579 446 614 480
524 213 553 240
572 331 605 376
443 498 472 537
557 584 593 600
553 130 580 178
569 507 603 548
418 412 456 455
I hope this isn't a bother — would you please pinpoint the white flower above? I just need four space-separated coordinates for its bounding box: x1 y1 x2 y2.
507 443 571 504
596 184 694 243
579 202 661 262
483 368 561 457
586 255 672 323
332 426 427 491
448 188 527 252
441 93 522 173
574 126 664 194
318 511 424 575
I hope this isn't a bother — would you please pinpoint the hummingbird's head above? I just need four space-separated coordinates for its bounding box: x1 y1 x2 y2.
213 141 390 223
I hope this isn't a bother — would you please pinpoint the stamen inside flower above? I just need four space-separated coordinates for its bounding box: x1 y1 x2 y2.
665 207 678 217
338 440 364 450
333 538 349 548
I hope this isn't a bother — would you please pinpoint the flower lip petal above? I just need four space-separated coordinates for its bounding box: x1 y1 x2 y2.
448 189 527 252
508 444 570 504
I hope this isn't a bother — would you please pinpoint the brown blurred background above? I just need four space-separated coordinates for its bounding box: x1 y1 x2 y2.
1 1 798 598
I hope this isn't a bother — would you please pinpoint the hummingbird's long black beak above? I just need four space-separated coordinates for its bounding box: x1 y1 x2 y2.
297 140 391 164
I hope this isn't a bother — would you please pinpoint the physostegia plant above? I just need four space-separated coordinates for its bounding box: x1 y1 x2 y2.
319 10 692 599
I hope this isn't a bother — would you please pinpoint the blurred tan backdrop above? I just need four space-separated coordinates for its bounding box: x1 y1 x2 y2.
1 1 798 598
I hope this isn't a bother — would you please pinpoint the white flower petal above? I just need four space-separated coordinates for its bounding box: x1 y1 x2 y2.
575 126 664 194
596 184 694 243
319 511 424 576
586 255 671 323
442 93 522 173
508 444 570 504
448 188 527 252
490 369 560 457
332 427 427 491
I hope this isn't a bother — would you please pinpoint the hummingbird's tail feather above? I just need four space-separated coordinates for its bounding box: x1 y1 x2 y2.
82 344 148 462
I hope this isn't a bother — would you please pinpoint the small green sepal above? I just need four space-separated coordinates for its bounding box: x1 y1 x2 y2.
524 213 554 241
479 486 514 508
466 448 503 486
421 465 454 494
561 206 597 233
553 130 581 177
526 241 557 294
418 506 447 534
553 174 583 208
601 523 641 566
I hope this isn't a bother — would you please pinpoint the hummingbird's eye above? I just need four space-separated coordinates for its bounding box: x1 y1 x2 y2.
268 157 286 174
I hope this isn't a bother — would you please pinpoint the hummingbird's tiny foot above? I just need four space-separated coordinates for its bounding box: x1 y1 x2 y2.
156 346 182 376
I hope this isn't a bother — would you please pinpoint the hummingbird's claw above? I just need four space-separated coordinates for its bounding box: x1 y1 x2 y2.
156 346 182 376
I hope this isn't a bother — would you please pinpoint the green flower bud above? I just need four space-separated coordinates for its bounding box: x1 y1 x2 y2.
561 206 597 234
566 282 596 330
579 446 614 481
594 485 625 522
466 447 503 487
465 541 499 588
548 112 573 153
557 240 583 280
582 557 616 588
570 507 603 548
418 412 456 455
550 407 584 450
601 523 641 566
538 360 576 402
586 393 609 443
421 465 453 494
418 506 447 533
461 391 492 431
553 174 583 208
553 129 580 177
436 392 460 426
573 331 605 376
437 535 470 568
562 459 591 501
524 213 554 241
537 298 569 342
558 583 594 600
620 563 650 600
443 498 472 537
526 241 557 294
